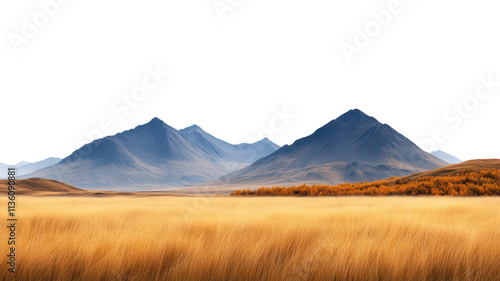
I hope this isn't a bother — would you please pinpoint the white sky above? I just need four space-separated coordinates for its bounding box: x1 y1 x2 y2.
1 0 499 164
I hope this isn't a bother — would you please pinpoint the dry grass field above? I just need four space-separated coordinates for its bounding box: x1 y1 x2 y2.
2 196 500 281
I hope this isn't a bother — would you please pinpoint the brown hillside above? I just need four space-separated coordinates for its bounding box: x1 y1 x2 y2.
391 159 500 183
233 159 500 196
1 178 85 195
0 178 201 197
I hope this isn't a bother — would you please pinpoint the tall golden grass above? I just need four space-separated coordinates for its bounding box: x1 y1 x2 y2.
2 196 500 280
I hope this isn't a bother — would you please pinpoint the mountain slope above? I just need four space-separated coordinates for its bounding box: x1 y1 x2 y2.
390 159 500 182
179 125 280 163
431 150 463 164
16 157 62 175
232 159 500 196
0 158 62 178
25 118 279 191
199 109 447 190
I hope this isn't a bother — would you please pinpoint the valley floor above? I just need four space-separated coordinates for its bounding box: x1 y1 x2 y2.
2 196 500 280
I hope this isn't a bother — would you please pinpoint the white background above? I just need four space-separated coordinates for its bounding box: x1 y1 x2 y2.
1 0 499 164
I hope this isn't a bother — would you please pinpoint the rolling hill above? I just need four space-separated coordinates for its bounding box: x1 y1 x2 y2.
0 178 85 195
390 159 500 182
0 178 175 196
232 159 500 196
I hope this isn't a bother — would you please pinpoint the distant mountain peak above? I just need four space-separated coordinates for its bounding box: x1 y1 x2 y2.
5 157 62 177
148 117 164 125
308 109 378 141
431 150 463 164
208 109 448 189
336 109 371 122
256 137 276 145
241 138 281 152
181 124 203 133
347 108 365 114
26 117 280 191
140 117 175 132
16 161 31 167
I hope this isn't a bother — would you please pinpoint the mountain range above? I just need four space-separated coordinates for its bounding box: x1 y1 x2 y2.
7 159 499 196
191 109 448 191
25 118 280 190
0 157 62 178
17 109 463 192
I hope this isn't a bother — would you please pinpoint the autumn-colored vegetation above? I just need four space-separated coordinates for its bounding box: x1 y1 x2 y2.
232 169 500 196
2 196 500 281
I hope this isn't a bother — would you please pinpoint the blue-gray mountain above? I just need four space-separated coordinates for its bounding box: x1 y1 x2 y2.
199 109 448 190
25 118 279 191
0 157 62 178
0 163 7 178
431 150 463 164
17 158 62 175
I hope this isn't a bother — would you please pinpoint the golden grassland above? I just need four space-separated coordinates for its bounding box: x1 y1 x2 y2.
2 196 500 281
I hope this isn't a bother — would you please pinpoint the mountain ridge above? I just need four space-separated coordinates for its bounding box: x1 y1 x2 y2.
0 157 62 178
193 109 447 191
25 118 280 191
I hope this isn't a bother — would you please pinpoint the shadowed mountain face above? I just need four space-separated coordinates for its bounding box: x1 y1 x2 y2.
206 109 448 189
26 118 279 191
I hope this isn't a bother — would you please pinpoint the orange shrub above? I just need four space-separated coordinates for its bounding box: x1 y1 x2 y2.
232 169 500 196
